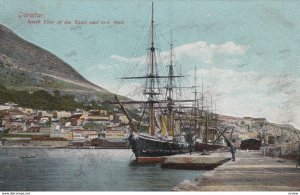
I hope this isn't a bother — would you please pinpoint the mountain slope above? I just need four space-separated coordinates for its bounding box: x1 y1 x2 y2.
0 24 113 100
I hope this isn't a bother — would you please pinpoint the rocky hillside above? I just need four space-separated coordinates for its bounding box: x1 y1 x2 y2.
218 115 300 145
0 24 113 101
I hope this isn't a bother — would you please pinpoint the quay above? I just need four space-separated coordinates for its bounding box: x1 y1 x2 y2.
161 152 231 170
173 150 300 191
136 151 231 170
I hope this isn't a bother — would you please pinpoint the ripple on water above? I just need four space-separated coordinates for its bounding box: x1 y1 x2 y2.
0 148 204 191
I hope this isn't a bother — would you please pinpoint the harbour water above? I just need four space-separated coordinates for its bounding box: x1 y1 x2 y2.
0 148 204 191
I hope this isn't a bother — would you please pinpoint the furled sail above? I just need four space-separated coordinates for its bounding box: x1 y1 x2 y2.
174 119 181 136
161 114 168 136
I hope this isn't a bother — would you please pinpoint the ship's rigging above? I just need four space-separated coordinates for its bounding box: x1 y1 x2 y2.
116 2 192 139
111 2 231 159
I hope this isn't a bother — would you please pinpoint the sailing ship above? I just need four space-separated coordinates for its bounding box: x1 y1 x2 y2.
188 67 226 152
114 2 192 159
193 103 234 152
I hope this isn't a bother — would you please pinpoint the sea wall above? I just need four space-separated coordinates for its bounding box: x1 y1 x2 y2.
261 143 299 158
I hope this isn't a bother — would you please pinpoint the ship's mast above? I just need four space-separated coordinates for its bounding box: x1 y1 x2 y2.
201 74 204 111
168 32 174 102
179 64 183 113
149 1 155 136
167 32 174 137
193 66 198 113
120 2 157 136
118 2 192 136
200 74 208 143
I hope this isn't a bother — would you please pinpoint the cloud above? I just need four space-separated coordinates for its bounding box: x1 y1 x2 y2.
84 63 114 71
173 41 248 64
110 41 248 65
110 54 147 65
110 55 132 63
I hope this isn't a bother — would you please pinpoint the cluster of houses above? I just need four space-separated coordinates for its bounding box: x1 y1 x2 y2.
1 102 298 150
0 102 131 146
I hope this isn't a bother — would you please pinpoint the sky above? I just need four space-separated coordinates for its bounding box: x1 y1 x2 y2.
1 0 300 128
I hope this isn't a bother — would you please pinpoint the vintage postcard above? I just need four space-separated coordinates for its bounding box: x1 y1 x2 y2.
0 0 299 193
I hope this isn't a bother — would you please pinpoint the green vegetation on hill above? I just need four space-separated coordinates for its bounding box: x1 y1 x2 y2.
0 84 77 111
0 84 14 103
0 84 79 111
0 84 120 112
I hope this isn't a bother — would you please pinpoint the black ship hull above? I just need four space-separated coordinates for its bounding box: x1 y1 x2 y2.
129 134 190 158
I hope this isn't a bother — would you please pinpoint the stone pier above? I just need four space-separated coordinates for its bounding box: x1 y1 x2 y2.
173 150 300 191
161 152 231 170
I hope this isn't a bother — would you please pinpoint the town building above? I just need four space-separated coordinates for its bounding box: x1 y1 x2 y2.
70 113 85 126
71 129 98 141
37 111 53 118
114 113 129 124
53 111 72 119
105 129 125 139
17 107 34 114
0 104 11 110
0 102 18 110
50 129 73 140
86 110 113 121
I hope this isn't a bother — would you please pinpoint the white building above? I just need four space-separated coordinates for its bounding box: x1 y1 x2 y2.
0 105 11 110
72 129 98 141
54 111 71 119
38 111 53 118
50 128 73 140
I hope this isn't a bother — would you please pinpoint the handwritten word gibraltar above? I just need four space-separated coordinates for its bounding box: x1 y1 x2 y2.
18 12 45 19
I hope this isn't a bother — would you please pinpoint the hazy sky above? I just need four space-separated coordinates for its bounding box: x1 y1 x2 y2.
1 0 299 128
